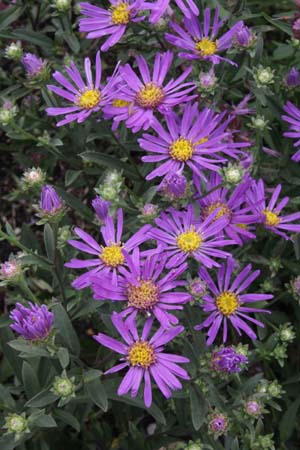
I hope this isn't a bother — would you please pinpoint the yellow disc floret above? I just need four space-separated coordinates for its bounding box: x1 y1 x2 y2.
127 341 156 368
263 209 280 227
203 201 231 220
215 291 239 316
127 280 159 310
100 244 125 267
136 83 164 109
111 2 130 25
113 99 130 107
170 138 194 162
78 89 101 109
176 228 202 253
195 38 218 56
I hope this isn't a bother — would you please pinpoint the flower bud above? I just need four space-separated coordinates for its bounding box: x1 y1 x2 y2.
159 171 187 200
208 412 228 436
250 115 269 131
140 203 158 221
189 278 206 298
40 185 63 215
211 346 248 373
284 67 300 88
22 167 45 188
279 323 295 342
0 101 17 126
185 441 203 450
254 66 275 87
92 196 110 223
222 163 244 185
21 53 48 80
0 259 22 281
5 41 23 61
53 0 71 11
235 25 254 48
245 400 262 417
52 375 75 398
10 303 54 341
198 69 217 92
4 413 28 436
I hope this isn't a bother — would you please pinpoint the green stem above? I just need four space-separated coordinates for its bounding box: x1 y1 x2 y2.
52 223 67 306
194 182 224 201
18 276 39 303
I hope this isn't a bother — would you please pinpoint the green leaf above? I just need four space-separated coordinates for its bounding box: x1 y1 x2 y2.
22 361 40 399
21 254 52 272
11 29 53 50
44 224 55 261
8 340 49 358
65 170 82 187
57 347 70 369
55 187 94 221
83 369 103 383
189 384 207 430
0 385 16 410
52 303 80 356
33 414 57 429
262 13 293 36
53 409 80 432
280 397 300 442
25 390 58 408
0 5 24 32
0 435 18 450
80 151 140 181
0 328 23 381
85 377 108 412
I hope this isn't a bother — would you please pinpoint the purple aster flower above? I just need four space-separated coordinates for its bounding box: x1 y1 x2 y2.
79 1 145 51
65 208 151 289
196 172 260 245
21 52 46 78
165 8 244 65
93 312 190 407
10 302 54 341
91 248 191 328
107 51 197 133
282 101 300 161
147 205 234 269
247 179 300 239
138 102 249 181
208 413 228 436
235 24 253 47
194 258 273 345
158 171 187 199
46 51 119 127
40 185 62 215
284 68 300 88
211 346 248 373
92 195 111 223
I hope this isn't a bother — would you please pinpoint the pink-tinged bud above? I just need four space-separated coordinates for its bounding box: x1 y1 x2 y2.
40 185 62 215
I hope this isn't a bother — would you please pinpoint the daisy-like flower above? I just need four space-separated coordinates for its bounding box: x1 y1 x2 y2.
282 101 300 162
65 209 151 288
79 1 146 51
197 173 260 245
10 303 54 341
194 258 273 345
138 102 249 180
46 51 119 127
94 312 190 407
147 205 234 269
107 51 197 133
247 179 300 239
165 7 244 65
91 248 191 328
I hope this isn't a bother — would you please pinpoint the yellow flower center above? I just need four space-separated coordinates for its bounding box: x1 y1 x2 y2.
127 280 159 310
111 2 130 25
78 89 101 109
263 209 280 227
194 136 209 145
176 228 202 253
136 82 164 109
113 99 130 107
203 201 231 220
170 138 194 161
127 341 156 368
215 291 239 316
100 244 125 267
195 38 218 56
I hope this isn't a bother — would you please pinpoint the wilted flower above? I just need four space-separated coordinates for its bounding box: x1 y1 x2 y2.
189 278 207 298
92 196 110 223
4 41 23 60
40 185 63 215
198 69 218 92
0 259 22 281
245 400 262 417
10 302 54 341
22 167 45 188
211 346 248 373
21 52 47 79
284 67 300 88
208 412 228 436
0 100 17 126
141 203 158 219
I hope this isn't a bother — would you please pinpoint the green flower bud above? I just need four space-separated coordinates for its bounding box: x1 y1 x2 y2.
52 375 75 399
254 66 275 87
5 42 23 61
4 413 28 435
250 115 270 131
53 0 71 11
